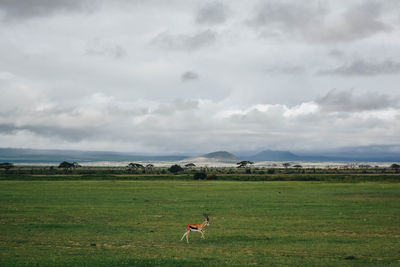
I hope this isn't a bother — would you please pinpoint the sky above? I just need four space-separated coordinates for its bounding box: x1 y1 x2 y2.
0 0 399 155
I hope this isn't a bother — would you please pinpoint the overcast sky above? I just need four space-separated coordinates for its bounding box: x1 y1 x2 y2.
0 0 399 154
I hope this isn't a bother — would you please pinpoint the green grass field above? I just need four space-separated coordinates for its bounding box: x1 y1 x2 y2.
1 180 399 266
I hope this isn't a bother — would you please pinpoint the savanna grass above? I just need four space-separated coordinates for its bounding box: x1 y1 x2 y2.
0 180 399 266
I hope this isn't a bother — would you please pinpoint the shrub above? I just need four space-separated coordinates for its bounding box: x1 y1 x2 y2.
267 169 275 174
193 172 207 180
207 174 218 180
168 164 184 174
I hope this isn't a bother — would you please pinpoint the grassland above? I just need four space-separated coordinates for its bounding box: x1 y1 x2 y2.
0 180 399 266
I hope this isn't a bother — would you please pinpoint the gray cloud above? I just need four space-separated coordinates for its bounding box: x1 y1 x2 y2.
316 89 398 112
265 65 305 75
0 0 96 21
247 1 322 29
247 1 390 42
328 49 345 58
195 2 229 25
331 1 389 41
0 123 97 141
317 59 400 76
152 29 217 51
85 39 128 59
246 1 325 37
0 123 16 134
181 71 199 81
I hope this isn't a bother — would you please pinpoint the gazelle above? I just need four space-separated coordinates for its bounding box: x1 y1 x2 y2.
180 215 210 243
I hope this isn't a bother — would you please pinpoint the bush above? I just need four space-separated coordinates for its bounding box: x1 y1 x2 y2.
193 172 207 180
207 174 218 180
168 164 184 174
267 169 275 174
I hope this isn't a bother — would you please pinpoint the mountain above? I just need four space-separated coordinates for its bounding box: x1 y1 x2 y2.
244 145 400 162
297 145 400 162
0 148 187 163
248 150 299 161
184 151 240 163
201 151 240 161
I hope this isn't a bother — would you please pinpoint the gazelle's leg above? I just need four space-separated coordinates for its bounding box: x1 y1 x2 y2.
200 230 205 239
186 231 190 243
181 231 189 241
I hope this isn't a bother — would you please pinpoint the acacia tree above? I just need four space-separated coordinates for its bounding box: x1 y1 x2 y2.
184 163 196 168
168 164 184 174
0 162 14 172
127 163 144 173
282 163 291 169
58 161 80 173
145 164 154 173
236 161 254 168
390 163 400 173
293 164 302 173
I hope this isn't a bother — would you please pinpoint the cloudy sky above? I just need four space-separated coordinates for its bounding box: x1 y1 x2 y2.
0 0 399 154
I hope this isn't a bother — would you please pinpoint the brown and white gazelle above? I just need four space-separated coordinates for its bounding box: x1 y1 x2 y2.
180 215 210 243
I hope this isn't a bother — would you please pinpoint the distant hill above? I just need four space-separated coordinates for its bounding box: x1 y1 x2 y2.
201 151 240 161
0 148 187 163
297 145 400 162
184 151 240 163
248 150 299 161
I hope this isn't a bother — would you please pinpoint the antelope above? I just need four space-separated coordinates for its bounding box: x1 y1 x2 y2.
180 215 210 243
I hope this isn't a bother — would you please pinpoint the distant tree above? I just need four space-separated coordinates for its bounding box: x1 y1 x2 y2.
282 163 291 169
236 161 254 168
293 164 302 173
390 163 400 173
58 161 78 173
127 163 144 173
145 164 154 173
185 163 196 168
127 163 144 169
168 164 184 174
0 162 14 172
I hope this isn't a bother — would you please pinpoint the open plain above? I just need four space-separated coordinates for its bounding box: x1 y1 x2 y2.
0 179 399 266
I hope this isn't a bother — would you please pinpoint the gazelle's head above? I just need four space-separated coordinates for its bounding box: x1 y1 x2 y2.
204 214 210 226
